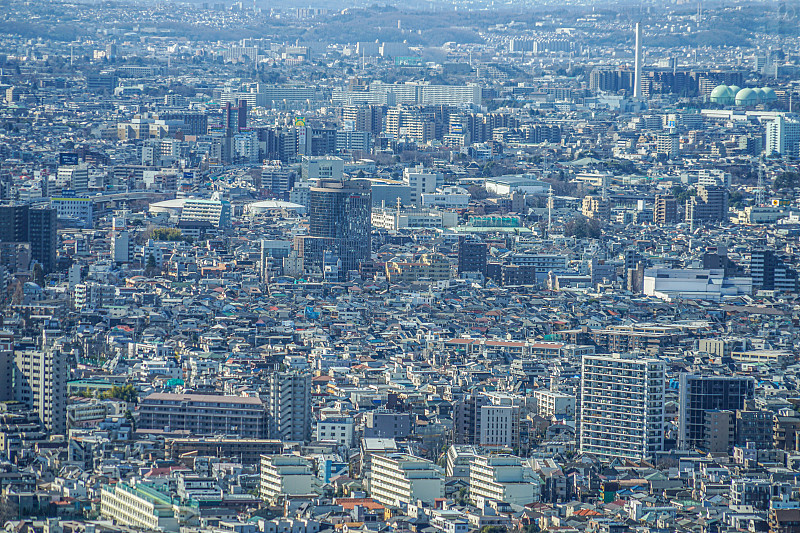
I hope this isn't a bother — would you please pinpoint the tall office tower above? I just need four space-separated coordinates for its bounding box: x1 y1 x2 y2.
751 249 800 293
267 371 311 443
14 347 69 435
634 22 643 98
686 185 729 226
678 374 755 451
579 353 665 461
223 100 247 133
29 207 58 274
458 238 488 276
297 178 371 278
654 195 678 225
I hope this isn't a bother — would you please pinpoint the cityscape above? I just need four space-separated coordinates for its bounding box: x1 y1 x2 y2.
3 1 800 533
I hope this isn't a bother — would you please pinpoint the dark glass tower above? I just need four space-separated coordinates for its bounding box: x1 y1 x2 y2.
678 374 755 451
303 178 371 278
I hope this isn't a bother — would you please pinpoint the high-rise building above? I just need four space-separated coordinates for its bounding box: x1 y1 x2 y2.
296 178 371 278
678 374 755 451
342 104 384 134
634 22 643 98
579 353 665 461
13 347 69 435
223 99 247 133
0 204 57 273
458 238 488 276
654 195 678 225
751 249 799 293
686 185 729 225
0 331 13 402
267 371 311 443
0 204 29 243
765 114 800 157
29 207 58 273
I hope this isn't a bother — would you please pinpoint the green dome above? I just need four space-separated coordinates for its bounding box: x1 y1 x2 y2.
710 84 735 105
735 88 758 106
752 88 765 102
762 87 778 101
729 85 741 95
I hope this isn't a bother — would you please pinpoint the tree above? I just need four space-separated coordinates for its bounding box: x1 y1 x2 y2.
151 228 185 241
564 216 602 239
102 384 138 403
479 526 508 533
0 496 18 522
32 263 44 287
774 172 800 192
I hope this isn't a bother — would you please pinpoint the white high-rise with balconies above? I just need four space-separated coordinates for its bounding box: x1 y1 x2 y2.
579 353 665 461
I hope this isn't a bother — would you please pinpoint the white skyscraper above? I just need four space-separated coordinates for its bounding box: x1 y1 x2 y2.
579 353 665 461
634 22 643 99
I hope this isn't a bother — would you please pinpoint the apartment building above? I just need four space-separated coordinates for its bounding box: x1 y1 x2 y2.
260 454 319 504
138 393 267 438
579 353 666 461
469 455 542 506
370 453 444 509
100 481 179 532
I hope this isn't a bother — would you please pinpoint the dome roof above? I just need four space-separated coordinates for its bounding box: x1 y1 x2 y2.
710 84 735 104
762 87 778 101
729 85 741 94
752 88 765 102
735 88 758 106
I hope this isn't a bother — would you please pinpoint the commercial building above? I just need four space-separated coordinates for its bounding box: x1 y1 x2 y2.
296 178 371 278
371 207 458 231
579 353 666 461
56 164 89 193
678 374 755 450
180 198 232 228
260 454 319 504
369 453 444 509
643 268 752 301
403 165 443 205
469 455 541 506
50 197 93 228
138 393 267 438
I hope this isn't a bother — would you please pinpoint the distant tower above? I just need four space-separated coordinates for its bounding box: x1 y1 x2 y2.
634 22 643 99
